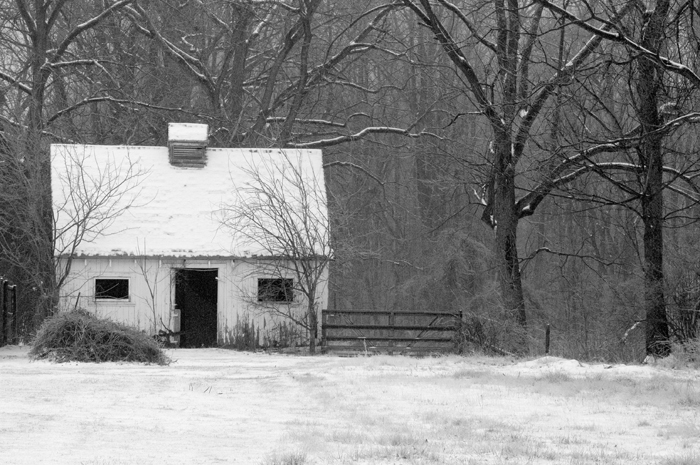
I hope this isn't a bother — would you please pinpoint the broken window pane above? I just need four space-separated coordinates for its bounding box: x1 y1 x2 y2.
257 278 294 302
95 279 130 300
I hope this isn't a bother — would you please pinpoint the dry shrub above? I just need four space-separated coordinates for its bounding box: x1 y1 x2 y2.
29 309 170 365
262 451 307 465
670 338 700 369
452 312 524 356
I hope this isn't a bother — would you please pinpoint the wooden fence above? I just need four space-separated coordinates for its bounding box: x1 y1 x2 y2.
321 309 462 354
0 277 18 347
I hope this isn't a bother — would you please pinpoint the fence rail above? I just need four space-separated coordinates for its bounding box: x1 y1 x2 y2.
0 277 18 347
321 309 462 354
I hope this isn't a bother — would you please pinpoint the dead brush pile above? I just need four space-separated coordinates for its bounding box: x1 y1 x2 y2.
29 310 170 365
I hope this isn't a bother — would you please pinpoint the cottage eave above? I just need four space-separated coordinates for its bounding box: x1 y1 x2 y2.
55 253 321 261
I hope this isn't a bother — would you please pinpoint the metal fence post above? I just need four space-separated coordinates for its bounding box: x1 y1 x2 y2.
545 324 551 355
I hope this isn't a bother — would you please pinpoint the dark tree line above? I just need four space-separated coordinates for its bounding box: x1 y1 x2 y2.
1 0 699 358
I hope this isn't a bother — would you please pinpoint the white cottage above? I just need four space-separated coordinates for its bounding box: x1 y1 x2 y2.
52 123 328 348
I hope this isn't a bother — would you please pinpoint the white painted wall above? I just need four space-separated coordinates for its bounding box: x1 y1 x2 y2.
58 257 328 347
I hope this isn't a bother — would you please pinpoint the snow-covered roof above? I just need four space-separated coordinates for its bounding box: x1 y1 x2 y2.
51 144 325 258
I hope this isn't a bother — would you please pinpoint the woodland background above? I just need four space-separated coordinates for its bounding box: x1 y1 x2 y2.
1 0 700 360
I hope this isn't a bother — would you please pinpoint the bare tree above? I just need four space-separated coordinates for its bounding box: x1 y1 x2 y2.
219 151 330 353
0 140 145 333
132 241 169 337
53 146 147 288
530 0 700 356
123 0 439 149
50 145 147 323
0 0 138 332
394 0 700 355
396 0 632 351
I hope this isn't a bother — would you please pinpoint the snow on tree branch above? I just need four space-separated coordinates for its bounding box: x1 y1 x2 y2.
47 97 212 124
50 0 135 63
535 0 700 87
286 126 441 148
0 70 32 94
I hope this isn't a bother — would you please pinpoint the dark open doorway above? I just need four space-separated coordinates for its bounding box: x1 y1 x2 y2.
174 268 218 348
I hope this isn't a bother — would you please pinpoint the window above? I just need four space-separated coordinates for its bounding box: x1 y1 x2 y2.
95 278 129 300
257 278 294 303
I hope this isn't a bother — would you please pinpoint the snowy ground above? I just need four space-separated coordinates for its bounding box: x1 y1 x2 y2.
0 346 698 465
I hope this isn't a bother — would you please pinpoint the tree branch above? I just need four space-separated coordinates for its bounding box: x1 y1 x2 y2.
401 0 503 131
534 0 700 87
512 2 635 164
0 70 32 95
286 126 441 148
50 0 135 63
47 96 212 124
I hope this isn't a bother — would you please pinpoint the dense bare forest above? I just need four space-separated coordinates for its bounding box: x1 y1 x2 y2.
1 0 699 360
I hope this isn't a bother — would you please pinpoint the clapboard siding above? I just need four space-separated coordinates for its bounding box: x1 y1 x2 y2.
58 257 327 347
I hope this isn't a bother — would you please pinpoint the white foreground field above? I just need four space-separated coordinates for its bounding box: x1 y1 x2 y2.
0 346 698 465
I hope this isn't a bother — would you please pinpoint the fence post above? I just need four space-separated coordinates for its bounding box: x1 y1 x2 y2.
3 281 12 344
458 310 464 349
388 311 395 355
545 324 551 355
0 279 5 346
321 309 327 351
9 285 17 344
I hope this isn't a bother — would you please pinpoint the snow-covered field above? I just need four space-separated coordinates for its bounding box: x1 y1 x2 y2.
1 346 698 465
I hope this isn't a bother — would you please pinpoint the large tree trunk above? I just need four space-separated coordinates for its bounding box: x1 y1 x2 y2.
641 169 669 356
637 0 670 357
493 137 527 352
308 305 317 355
25 6 58 330
226 4 253 145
